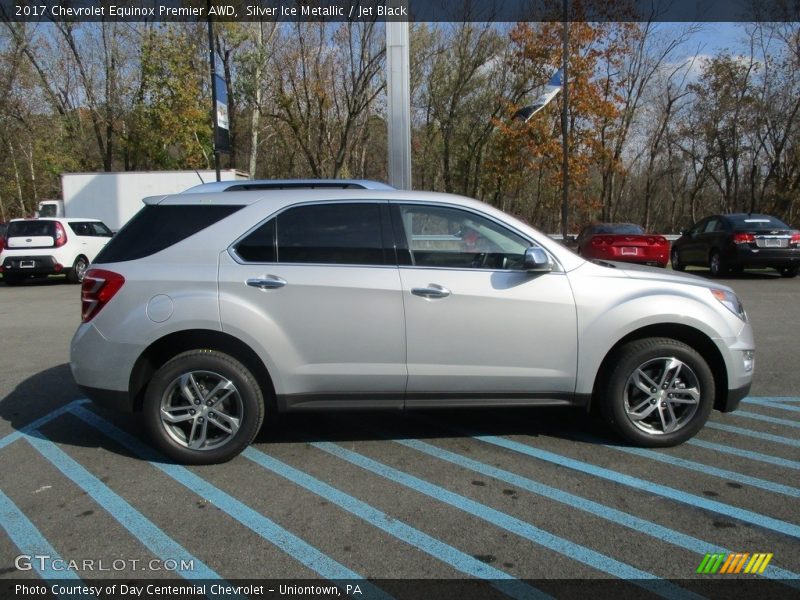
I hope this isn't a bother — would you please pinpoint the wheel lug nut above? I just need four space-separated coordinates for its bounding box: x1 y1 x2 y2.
209 412 215 418
661 402 667 408
206 400 213 406
650 399 656 405
189 409 196 415
194 400 200 405
651 388 657 393
198 417 204 423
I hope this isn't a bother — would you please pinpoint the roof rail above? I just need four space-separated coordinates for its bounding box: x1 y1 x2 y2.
181 179 395 194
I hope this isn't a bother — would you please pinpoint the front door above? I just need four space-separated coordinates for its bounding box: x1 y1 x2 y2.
391 203 578 405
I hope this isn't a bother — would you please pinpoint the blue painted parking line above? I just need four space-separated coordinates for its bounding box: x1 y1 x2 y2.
733 411 800 429
243 448 550 600
23 429 221 581
687 438 800 470
393 437 800 585
745 397 800 403
312 442 703 600
69 405 391 599
742 399 800 414
705 422 800 448
602 444 800 498
0 399 89 452
466 435 800 540
0 489 81 581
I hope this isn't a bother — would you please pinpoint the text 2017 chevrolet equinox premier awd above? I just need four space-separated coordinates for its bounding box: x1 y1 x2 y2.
70 187 754 464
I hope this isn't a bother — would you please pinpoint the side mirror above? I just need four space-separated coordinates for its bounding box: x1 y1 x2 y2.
523 247 552 272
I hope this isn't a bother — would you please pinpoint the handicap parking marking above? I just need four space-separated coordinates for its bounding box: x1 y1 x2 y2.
742 398 800 414
0 399 89 452
392 437 800 586
23 428 223 582
243 447 553 600
0 488 82 581
310 442 705 600
705 422 800 448
446 430 800 540
733 411 800 429
687 438 800 470
68 405 393 600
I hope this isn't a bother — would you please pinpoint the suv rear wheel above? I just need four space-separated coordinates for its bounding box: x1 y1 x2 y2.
601 338 715 447
143 350 265 464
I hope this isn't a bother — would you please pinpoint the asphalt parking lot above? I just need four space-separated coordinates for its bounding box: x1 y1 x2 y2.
0 270 798 598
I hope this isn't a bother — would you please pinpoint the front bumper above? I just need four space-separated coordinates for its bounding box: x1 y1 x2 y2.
719 381 751 413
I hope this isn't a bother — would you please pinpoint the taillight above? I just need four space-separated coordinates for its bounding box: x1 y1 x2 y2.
81 269 125 323
733 232 755 244
54 222 68 247
790 232 800 246
646 236 668 246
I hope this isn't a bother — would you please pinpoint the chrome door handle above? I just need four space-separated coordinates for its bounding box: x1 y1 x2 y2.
411 284 451 299
246 276 287 290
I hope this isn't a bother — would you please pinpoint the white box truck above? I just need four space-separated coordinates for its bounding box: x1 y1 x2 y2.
38 170 246 231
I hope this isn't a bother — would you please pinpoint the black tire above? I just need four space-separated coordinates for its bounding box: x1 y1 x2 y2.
600 338 715 447
143 350 265 464
66 256 89 284
670 248 684 271
708 250 726 277
778 266 798 278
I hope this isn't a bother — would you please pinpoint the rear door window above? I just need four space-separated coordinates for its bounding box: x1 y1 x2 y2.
234 202 388 266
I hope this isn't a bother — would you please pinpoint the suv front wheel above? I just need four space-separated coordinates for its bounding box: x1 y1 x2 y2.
143 350 265 464
601 338 715 447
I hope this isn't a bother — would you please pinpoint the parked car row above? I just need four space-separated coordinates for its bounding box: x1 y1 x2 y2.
671 213 800 278
3 209 799 286
575 213 799 278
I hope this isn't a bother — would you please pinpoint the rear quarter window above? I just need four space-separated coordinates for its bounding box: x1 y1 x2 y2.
94 205 242 263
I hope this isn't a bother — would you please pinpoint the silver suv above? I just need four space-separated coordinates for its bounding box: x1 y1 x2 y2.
70 187 754 464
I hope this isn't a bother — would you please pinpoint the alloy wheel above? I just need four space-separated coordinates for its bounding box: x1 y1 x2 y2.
159 370 243 451
623 356 701 436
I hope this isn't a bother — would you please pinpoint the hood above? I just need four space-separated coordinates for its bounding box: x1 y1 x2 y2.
585 259 735 293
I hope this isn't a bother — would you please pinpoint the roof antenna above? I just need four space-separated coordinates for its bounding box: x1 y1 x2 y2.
195 169 206 184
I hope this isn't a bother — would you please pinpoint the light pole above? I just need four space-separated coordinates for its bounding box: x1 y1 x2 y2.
561 0 570 243
207 0 221 181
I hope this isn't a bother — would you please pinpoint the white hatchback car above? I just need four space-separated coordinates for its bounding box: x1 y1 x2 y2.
70 188 755 463
1 218 113 285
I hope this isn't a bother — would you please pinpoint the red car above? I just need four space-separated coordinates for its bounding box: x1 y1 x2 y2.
576 223 669 267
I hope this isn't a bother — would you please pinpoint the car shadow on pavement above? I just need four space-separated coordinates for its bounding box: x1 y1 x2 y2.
0 363 146 460
256 405 615 448
1 365 618 463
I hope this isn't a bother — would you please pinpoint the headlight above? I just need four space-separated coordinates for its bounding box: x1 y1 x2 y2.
710 288 747 321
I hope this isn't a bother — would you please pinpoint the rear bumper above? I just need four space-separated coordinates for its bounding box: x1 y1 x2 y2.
731 246 800 268
1 254 64 276
77 385 135 413
584 248 669 267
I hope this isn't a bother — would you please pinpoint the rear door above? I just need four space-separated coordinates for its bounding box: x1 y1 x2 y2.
219 201 407 408
391 202 578 404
